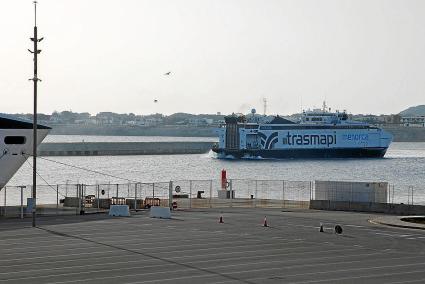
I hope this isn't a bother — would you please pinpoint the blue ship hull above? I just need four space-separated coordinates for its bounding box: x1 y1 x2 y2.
213 147 388 159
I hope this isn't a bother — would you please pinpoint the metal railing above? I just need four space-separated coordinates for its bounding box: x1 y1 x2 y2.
0 179 311 217
1 179 423 218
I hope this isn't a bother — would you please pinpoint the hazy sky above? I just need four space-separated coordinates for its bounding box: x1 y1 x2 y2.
1 0 425 115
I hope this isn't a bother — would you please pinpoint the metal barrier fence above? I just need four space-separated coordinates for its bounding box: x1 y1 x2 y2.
0 179 311 217
0 179 423 217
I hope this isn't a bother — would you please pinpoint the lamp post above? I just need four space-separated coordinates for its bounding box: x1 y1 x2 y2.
28 1 43 227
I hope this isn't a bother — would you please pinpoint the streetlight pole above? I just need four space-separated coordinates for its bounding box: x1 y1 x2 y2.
28 1 43 227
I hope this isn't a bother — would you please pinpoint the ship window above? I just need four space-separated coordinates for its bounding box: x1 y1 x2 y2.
306 118 309 121
4 136 26 145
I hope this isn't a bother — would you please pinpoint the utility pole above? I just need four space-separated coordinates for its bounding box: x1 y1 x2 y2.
28 1 43 227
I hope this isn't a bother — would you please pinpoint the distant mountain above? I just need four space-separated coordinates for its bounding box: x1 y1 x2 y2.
399 105 425 116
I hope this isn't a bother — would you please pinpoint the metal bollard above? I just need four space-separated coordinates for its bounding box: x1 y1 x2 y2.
19 186 26 219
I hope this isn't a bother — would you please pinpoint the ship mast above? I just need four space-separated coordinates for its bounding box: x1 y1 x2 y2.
28 1 43 227
263 98 267 116
322 100 327 112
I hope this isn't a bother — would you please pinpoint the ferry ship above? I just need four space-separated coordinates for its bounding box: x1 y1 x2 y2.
213 106 392 159
0 114 50 189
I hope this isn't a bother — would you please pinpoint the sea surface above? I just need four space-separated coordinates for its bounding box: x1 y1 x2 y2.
4 135 425 204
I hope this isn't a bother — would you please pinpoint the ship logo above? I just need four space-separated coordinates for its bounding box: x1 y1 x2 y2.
258 132 278 149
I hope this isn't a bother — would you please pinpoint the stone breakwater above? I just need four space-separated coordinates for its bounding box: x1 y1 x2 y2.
38 142 215 156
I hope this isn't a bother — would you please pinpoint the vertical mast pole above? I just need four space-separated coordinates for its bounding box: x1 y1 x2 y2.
30 1 42 227
32 1 38 228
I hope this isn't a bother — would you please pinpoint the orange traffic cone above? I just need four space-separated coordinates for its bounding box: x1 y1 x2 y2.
263 216 268 227
219 215 224 223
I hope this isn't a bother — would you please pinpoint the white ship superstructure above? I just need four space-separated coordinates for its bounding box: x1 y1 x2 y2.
213 107 392 159
0 115 50 188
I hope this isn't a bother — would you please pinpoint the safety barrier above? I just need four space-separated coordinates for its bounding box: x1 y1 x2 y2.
1 179 422 217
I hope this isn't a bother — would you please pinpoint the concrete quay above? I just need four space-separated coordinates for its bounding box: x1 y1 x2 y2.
1 208 425 283
38 141 214 156
310 200 425 215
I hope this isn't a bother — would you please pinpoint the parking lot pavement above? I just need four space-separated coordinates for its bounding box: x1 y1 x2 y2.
1 208 425 284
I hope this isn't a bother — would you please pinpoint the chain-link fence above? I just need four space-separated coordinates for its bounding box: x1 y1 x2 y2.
1 179 423 218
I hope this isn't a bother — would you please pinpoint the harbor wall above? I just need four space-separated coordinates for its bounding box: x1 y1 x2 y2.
310 200 425 215
38 142 214 156
50 125 216 137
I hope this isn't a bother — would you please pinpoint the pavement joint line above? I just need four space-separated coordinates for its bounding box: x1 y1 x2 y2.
0 243 104 255
0 239 334 264
197 269 425 284
0 246 381 274
48 271 224 284
0 234 266 251
34 216 410 239
285 268 425 284
387 278 425 284
0 252 145 269
0 249 123 263
0 235 269 253
1 250 386 284
0 247 400 276
3 209 425 283
0 222 414 241
33 226 258 284
0 259 197 282
0 237 290 258
16 254 425 284
244 259 425 282
0 230 378 266
17 233 378 259
0 230 242 245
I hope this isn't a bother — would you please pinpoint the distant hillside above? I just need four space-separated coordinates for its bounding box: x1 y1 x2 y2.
399 105 425 116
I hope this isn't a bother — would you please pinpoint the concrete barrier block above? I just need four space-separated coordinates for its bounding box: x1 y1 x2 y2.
309 200 329 210
149 206 171 219
311 200 425 215
109 205 130 217
369 202 388 213
411 206 425 215
336 201 351 211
